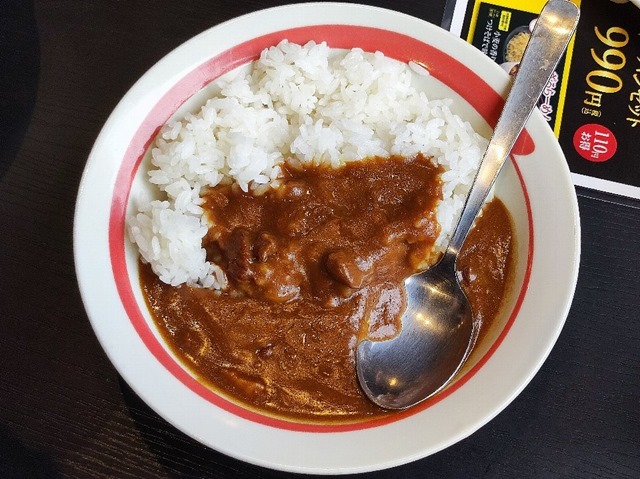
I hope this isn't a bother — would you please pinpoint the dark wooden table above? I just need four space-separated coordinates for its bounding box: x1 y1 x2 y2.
1 1 639 477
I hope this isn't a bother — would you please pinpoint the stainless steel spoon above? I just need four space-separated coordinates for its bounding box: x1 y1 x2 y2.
356 0 579 410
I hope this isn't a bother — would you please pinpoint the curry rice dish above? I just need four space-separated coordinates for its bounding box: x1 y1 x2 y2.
129 41 516 422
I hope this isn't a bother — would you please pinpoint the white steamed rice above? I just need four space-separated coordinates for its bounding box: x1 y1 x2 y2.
128 40 488 289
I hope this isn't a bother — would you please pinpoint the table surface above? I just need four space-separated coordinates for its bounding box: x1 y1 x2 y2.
1 1 639 477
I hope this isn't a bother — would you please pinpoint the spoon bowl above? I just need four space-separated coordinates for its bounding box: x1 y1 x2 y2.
356 0 580 410
357 255 472 409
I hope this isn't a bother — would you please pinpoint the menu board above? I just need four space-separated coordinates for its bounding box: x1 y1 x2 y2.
443 0 640 199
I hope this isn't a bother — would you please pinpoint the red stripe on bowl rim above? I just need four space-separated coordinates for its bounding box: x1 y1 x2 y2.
109 25 535 433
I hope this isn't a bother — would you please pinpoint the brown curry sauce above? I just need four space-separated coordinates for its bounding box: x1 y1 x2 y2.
140 154 515 422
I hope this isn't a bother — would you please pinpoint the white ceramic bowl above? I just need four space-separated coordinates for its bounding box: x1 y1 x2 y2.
74 3 580 474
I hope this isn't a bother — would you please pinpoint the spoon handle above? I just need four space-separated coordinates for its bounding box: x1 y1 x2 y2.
442 0 579 265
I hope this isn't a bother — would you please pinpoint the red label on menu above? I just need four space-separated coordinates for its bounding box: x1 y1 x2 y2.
572 123 618 163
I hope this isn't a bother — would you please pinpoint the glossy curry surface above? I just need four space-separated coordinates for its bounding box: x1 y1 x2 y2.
140 155 515 422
